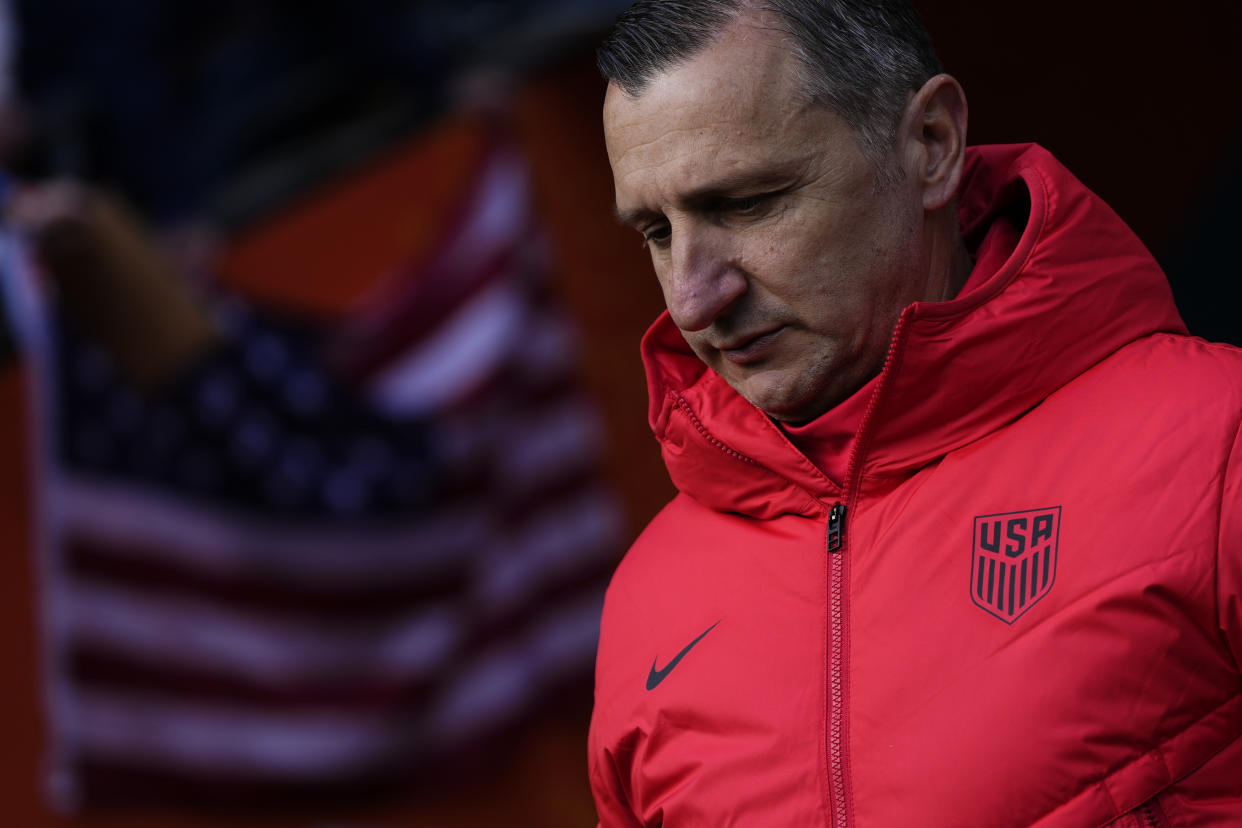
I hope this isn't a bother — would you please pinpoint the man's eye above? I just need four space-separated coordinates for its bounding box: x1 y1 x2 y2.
728 196 765 213
722 193 779 218
642 224 671 248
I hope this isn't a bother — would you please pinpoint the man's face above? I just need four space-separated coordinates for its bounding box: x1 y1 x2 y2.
604 18 934 423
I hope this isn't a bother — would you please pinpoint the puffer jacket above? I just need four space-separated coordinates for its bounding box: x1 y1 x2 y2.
589 144 1242 827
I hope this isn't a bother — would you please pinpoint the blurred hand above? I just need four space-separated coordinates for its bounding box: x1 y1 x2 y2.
6 181 218 390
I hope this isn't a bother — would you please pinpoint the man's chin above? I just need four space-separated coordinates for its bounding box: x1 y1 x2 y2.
764 405 822 426
729 374 823 425
725 363 864 424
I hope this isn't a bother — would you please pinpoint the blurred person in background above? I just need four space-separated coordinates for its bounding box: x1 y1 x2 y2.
589 1 1242 825
0 0 639 825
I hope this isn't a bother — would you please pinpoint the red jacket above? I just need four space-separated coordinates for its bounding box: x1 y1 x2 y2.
589 144 1242 827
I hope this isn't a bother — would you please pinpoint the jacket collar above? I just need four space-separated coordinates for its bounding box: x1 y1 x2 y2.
641 144 1187 519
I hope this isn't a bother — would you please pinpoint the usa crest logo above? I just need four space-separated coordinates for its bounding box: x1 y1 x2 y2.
971 507 1061 623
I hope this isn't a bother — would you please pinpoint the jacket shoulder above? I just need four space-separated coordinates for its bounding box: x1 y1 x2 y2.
1100 333 1242 412
598 493 716 641
1035 333 1242 488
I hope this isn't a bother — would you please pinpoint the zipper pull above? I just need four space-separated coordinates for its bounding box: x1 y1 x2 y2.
827 502 846 553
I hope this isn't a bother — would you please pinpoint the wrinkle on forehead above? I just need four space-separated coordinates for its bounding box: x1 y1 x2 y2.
606 37 809 197
603 9 876 227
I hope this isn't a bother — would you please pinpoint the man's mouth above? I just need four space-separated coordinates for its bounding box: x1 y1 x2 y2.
720 327 785 365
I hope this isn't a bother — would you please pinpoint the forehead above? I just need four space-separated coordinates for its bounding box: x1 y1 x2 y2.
603 17 853 216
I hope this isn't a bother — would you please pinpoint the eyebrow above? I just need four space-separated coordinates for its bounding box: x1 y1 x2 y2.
612 168 798 228
614 204 652 228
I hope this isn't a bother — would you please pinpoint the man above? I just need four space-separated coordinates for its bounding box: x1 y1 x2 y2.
589 1 1242 826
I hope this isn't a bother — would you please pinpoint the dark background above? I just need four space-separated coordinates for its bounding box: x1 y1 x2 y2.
921 0 1242 345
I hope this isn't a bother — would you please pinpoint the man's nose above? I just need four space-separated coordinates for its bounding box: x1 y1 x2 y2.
661 228 747 332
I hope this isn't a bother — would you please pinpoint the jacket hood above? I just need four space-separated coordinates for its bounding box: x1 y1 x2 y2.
641 144 1187 520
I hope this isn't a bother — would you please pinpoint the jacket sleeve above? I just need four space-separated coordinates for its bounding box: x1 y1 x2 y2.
588 730 643 828
1219 416 1242 671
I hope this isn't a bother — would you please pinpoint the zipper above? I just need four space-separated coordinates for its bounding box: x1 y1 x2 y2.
826 500 849 827
670 304 915 828
827 503 845 552
676 388 852 825
673 397 760 466
1136 798 1170 828
824 308 914 828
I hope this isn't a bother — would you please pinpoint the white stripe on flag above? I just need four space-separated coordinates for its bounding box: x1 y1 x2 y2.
57 477 488 584
68 580 461 685
476 489 621 617
76 691 410 777
438 146 532 277
526 590 607 684
492 395 604 490
424 590 606 746
423 644 534 747
366 280 527 417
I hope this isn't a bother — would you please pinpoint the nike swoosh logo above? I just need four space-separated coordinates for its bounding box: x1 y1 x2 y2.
646 621 720 691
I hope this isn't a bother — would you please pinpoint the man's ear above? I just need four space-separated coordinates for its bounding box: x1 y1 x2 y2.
899 74 968 211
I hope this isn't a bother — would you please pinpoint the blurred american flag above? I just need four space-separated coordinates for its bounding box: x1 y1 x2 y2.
2 138 621 811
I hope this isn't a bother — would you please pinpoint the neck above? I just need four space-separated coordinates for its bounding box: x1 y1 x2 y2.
924 204 973 302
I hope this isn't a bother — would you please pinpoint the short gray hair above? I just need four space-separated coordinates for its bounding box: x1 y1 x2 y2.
598 0 942 167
